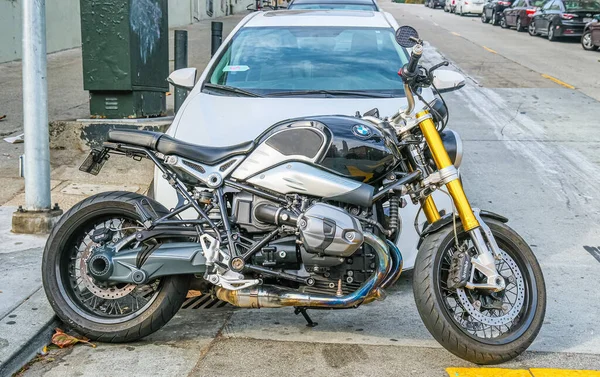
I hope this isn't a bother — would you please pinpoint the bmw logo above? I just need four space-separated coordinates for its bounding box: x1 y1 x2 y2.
352 124 372 138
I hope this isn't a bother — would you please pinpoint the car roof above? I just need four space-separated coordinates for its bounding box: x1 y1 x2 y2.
290 0 375 5
243 10 393 28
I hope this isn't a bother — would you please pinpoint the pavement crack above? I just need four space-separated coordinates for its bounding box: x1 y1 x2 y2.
501 102 524 137
187 310 234 377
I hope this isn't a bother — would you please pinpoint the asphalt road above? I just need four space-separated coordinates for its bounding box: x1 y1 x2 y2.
386 2 600 100
17 4 600 377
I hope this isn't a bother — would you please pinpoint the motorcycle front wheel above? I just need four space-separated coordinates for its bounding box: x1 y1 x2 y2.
413 218 546 364
42 191 191 342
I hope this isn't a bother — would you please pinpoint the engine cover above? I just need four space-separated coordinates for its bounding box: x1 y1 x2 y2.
298 203 363 257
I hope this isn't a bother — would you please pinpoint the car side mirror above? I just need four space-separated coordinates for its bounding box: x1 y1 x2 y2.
433 70 466 92
167 68 197 90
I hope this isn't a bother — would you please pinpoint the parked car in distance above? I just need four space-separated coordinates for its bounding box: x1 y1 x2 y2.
425 0 446 8
445 0 458 11
482 0 515 24
529 0 600 41
501 0 546 31
455 0 486 15
582 14 600 49
287 0 379 10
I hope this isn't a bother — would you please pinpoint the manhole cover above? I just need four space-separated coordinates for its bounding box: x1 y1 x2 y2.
181 293 233 310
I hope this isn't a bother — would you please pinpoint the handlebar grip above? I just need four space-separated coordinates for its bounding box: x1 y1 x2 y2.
404 44 424 77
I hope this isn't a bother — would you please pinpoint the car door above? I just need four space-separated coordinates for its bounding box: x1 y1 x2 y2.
536 0 554 31
506 0 521 25
547 0 563 29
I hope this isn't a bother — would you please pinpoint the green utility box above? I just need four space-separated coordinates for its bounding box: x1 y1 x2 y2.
80 0 169 119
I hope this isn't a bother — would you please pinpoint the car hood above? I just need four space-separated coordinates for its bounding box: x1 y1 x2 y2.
169 91 433 145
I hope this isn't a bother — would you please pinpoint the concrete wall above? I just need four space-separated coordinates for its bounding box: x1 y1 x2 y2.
0 0 245 64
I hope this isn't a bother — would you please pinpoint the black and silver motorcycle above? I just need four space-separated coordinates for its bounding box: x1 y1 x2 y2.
42 26 545 364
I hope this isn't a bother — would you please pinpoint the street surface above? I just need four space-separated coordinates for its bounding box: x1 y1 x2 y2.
11 3 600 376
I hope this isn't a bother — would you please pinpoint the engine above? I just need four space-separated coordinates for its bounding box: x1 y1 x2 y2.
231 193 376 291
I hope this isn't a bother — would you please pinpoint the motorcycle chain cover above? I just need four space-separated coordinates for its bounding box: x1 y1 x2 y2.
447 250 472 289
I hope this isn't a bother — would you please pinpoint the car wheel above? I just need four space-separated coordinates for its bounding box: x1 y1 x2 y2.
528 20 537 36
516 17 524 32
492 11 499 25
459 7 464 15
481 11 488 22
500 15 508 28
582 31 599 51
548 23 557 41
445 4 449 11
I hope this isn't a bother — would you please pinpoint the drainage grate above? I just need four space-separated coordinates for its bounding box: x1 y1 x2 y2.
180 293 234 310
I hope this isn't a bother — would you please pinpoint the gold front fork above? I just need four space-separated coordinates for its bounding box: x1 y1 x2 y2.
416 110 480 231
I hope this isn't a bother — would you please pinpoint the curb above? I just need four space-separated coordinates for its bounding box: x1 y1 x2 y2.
0 289 61 377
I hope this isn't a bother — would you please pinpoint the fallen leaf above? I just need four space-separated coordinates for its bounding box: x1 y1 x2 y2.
51 328 96 349
186 290 203 298
0 115 6 121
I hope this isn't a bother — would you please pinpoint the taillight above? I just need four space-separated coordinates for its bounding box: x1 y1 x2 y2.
526 8 536 16
498 1 511 5
561 13 577 19
464 1 468 4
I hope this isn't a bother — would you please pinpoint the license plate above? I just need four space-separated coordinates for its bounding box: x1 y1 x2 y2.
79 148 110 175
583 17 593 23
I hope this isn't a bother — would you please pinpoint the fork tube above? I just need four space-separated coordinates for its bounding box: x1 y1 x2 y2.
417 110 480 231
421 195 441 224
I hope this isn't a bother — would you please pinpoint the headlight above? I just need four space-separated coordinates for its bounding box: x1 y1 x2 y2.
440 129 463 168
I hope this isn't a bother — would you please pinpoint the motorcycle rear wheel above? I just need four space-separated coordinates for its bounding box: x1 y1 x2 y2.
42 191 191 342
413 218 546 364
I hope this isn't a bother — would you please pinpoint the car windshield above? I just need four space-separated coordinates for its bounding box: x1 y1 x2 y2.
208 26 409 97
289 4 378 10
564 0 600 10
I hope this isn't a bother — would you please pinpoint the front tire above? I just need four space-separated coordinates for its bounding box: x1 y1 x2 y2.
42 191 191 342
413 218 546 364
548 23 558 41
492 11 499 25
582 31 598 50
528 20 537 36
516 17 524 32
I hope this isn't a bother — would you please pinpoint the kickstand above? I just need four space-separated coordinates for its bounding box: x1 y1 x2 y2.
294 307 318 327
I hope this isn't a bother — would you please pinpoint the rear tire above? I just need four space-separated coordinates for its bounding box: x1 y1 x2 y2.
492 11 498 25
500 15 508 28
516 17 524 32
481 11 489 23
42 191 191 342
528 20 537 36
548 23 558 41
413 219 546 364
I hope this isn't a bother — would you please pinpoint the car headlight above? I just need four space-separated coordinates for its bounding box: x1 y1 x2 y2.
440 129 463 168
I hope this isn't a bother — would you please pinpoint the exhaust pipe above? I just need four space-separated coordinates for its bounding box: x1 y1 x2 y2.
381 240 403 289
216 232 391 308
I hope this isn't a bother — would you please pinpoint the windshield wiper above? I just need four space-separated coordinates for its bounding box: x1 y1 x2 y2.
265 90 394 98
203 83 263 97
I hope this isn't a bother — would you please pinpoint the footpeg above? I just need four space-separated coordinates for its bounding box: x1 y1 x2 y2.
447 250 472 289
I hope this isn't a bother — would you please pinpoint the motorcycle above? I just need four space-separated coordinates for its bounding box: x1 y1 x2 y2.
42 26 546 364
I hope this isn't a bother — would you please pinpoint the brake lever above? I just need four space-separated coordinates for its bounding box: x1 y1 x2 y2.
429 61 450 73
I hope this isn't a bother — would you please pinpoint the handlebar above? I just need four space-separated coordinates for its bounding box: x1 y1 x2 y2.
400 43 423 116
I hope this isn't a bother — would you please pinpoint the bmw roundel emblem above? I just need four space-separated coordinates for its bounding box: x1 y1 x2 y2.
352 124 372 138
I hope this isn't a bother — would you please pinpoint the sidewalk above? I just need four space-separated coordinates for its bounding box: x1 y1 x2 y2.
0 14 247 376
0 13 247 208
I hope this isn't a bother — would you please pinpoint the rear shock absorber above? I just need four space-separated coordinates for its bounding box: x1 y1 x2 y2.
388 197 400 235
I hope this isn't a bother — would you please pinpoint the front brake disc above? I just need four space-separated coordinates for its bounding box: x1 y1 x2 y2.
455 250 525 326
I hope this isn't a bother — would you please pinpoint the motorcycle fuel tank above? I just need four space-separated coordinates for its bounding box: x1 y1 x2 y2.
231 116 401 207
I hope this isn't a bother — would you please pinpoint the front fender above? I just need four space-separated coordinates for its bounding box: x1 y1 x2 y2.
418 210 508 246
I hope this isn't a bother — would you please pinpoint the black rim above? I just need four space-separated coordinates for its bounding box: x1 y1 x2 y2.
434 227 537 344
56 211 163 324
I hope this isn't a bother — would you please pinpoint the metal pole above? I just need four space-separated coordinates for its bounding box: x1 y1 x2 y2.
22 0 51 211
174 30 188 114
211 22 223 57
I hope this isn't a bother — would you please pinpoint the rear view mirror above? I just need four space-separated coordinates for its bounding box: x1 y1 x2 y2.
433 70 466 92
167 68 197 90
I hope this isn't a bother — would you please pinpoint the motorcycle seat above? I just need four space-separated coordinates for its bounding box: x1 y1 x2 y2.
107 129 255 165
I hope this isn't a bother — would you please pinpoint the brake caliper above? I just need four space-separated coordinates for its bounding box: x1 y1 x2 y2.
447 249 472 289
